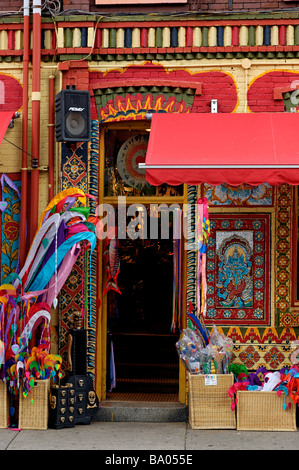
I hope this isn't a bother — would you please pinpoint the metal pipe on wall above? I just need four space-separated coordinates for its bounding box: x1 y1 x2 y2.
20 0 30 269
29 0 41 244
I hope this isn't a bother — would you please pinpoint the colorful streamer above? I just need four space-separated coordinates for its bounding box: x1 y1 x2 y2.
197 197 210 318
171 207 183 332
186 197 211 345
0 187 98 402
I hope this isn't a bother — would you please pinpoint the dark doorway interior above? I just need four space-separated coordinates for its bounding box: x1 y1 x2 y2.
106 235 180 401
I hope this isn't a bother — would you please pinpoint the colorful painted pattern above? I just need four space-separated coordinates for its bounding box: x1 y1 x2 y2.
5 17 299 65
61 142 88 191
186 185 197 318
59 142 88 372
58 125 99 382
95 92 193 123
275 184 297 327
203 183 274 206
87 120 100 376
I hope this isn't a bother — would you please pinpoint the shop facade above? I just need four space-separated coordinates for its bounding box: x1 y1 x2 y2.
1 0 299 406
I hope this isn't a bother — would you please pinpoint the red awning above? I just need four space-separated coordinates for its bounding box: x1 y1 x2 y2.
142 113 299 186
0 111 14 146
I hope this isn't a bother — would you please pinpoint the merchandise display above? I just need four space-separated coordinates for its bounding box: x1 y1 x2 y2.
228 363 299 412
0 181 98 429
176 325 234 375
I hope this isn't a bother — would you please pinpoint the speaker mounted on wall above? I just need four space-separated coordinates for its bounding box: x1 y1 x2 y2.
55 88 91 142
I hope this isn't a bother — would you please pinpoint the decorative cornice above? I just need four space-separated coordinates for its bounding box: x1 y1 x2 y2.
3 16 299 61
91 79 202 94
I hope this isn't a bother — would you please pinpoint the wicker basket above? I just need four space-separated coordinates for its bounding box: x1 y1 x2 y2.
19 379 50 430
236 390 297 431
0 380 9 429
188 373 236 429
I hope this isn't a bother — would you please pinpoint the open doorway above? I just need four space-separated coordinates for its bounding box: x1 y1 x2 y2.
100 124 185 402
106 215 181 401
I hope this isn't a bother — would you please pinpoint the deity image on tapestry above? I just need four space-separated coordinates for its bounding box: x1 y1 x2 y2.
216 231 253 309
205 214 270 325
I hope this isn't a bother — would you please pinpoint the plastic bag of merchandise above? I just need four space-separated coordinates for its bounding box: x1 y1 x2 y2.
209 325 234 374
176 328 204 373
199 342 224 374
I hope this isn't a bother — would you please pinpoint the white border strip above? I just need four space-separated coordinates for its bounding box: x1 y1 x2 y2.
139 163 299 169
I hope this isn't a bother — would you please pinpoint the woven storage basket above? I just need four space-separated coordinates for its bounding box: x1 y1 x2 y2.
19 379 50 430
0 380 9 429
236 390 297 431
188 373 236 429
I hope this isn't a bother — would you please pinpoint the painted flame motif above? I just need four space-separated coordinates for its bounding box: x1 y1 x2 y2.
99 94 191 122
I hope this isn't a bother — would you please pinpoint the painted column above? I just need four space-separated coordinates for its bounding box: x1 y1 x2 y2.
20 0 29 267
30 0 41 243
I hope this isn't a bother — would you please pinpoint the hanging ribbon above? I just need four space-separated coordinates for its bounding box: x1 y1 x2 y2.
187 197 211 345
197 197 210 318
0 187 98 397
171 207 182 332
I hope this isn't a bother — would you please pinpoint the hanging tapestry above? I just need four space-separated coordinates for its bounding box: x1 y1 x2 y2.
0 174 21 284
206 213 271 326
59 142 88 371
61 142 88 191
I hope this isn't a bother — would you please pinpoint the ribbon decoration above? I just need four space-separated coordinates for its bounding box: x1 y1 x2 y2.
185 197 211 346
197 197 210 318
0 187 98 399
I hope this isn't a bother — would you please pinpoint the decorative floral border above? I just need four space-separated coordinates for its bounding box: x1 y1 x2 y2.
0 174 21 284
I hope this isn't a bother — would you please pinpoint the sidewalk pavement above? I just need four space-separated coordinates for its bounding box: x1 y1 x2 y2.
1 421 299 451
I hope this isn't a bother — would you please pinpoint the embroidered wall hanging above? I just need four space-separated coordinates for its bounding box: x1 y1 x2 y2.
205 213 271 326
0 174 21 284
58 123 99 381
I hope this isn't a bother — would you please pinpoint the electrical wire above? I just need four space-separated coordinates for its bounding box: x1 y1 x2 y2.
1 2 299 19
42 0 61 17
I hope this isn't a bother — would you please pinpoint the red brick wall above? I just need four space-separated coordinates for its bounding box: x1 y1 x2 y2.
0 1 23 11
1 0 299 14
64 0 299 14
199 0 299 11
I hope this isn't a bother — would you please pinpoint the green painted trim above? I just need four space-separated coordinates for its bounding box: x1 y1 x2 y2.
3 11 299 27
57 11 299 24
2 48 299 63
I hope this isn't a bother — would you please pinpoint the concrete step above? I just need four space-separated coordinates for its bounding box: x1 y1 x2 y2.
96 400 188 423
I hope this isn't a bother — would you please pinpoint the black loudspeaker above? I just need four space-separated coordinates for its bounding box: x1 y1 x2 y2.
55 89 91 142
